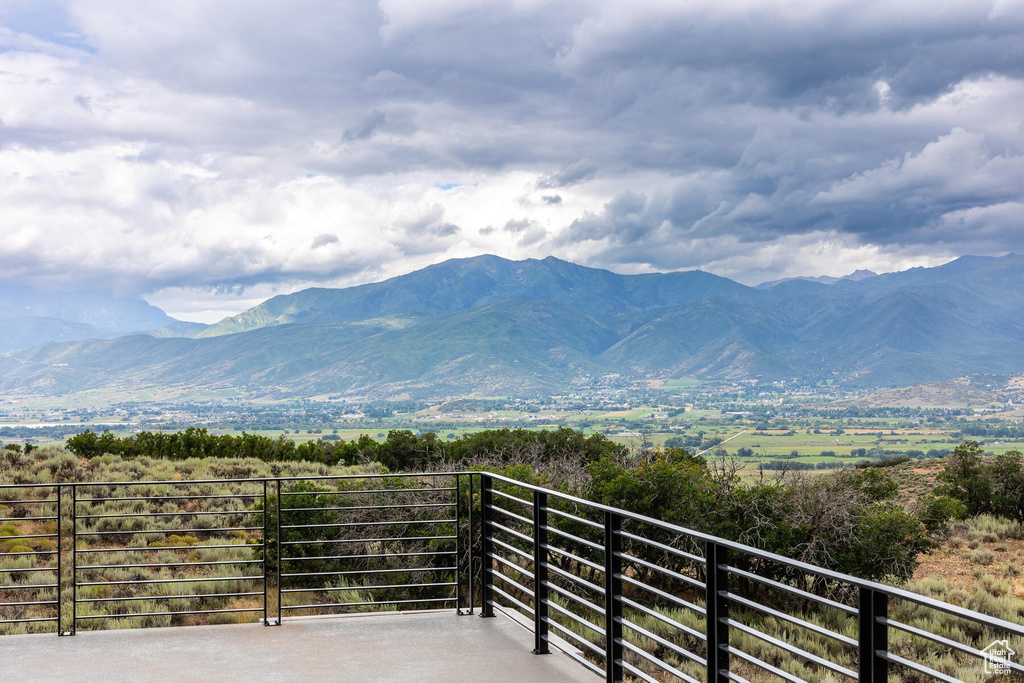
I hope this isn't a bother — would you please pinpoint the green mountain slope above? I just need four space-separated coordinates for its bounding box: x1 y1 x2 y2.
4 253 1024 399
198 255 749 337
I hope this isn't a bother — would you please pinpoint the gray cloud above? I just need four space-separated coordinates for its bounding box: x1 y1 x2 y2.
0 1 1022 317
311 233 339 249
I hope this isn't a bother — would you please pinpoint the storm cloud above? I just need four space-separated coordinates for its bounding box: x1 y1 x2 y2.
0 0 1022 320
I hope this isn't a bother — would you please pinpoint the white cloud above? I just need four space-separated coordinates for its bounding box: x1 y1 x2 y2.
0 1 1021 319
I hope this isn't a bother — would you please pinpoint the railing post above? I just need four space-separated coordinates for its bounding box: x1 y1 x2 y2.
705 540 729 682
859 587 889 681
533 490 549 654
479 474 495 618
604 511 622 683
275 478 282 626
262 479 269 626
467 473 475 615
70 484 77 636
455 474 463 614
57 485 66 636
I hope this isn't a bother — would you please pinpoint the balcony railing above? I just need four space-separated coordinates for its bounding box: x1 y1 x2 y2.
1 472 1022 682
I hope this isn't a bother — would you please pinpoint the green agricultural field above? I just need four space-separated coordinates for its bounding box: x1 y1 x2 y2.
661 378 701 388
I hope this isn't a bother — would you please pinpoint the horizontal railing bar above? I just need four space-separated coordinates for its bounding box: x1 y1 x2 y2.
0 568 56 574
75 527 262 537
488 535 533 562
283 551 455 563
77 493 260 503
617 551 705 590
0 498 57 504
541 579 604 616
490 488 533 507
77 560 263 571
621 616 706 666
0 617 56 624
620 658 659 683
490 505 533 526
0 600 58 607
77 576 263 587
282 535 455 546
490 521 534 545
0 584 58 590
489 585 533 616
619 530 705 565
281 519 453 530
543 524 604 553
281 597 456 610
0 551 57 557
75 510 253 520
0 533 57 540
280 582 456 594
877 652 961 683
492 569 535 599
725 565 856 615
725 645 809 683
621 640 701 683
724 673 754 683
544 506 603 530
280 487 455 496
543 628 607 678
881 618 1024 674
725 618 857 679
282 567 455 579
548 599 606 636
541 543 603 573
620 596 707 642
545 617 605 657
0 516 57 522
489 520 536 548
75 544 254 554
724 592 856 647
542 561 603 594
490 552 533 579
281 503 454 513
78 591 263 603
620 574 705 616
76 608 263 620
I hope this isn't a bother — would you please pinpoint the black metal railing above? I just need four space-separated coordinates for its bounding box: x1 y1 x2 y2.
476 473 1024 683
2 472 1023 682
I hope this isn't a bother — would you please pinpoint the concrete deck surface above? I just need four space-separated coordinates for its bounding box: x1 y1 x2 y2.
1 610 597 682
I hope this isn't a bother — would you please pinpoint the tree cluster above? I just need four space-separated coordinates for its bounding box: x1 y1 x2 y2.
936 441 1024 521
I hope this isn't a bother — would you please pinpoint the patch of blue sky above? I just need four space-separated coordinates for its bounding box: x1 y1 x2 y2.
434 183 462 191
0 1 96 53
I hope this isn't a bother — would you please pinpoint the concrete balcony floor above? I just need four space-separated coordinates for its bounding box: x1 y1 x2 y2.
2 610 596 682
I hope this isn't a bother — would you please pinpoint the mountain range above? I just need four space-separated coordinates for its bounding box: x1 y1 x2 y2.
2 253 1024 399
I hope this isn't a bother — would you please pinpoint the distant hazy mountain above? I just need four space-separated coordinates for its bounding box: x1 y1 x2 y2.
757 269 878 289
0 286 196 352
2 254 1024 399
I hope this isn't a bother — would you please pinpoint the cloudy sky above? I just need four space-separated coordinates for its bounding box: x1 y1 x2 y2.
1 0 1022 322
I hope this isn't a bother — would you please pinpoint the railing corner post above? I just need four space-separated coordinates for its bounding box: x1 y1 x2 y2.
479 474 495 618
532 489 549 654
604 510 622 683
858 586 889 681
705 540 729 683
